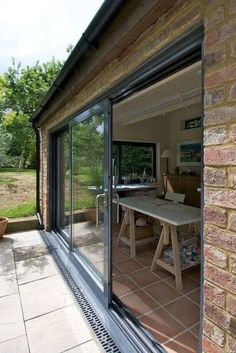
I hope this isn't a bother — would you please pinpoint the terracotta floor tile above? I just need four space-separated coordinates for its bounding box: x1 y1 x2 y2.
165 297 200 327
190 323 200 338
121 290 159 317
112 265 123 277
136 253 153 267
140 308 185 343
115 244 130 254
112 249 130 264
165 331 199 353
129 269 161 288
152 267 173 279
113 275 139 297
135 247 149 256
166 275 199 294
116 259 144 274
145 281 182 305
187 289 201 305
185 267 201 284
143 245 157 255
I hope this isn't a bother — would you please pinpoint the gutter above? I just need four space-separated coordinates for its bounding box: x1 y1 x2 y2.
32 0 125 125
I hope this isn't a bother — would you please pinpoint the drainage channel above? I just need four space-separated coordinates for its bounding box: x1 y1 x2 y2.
40 231 121 353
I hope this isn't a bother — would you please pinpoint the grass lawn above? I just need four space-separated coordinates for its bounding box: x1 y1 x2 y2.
0 169 36 219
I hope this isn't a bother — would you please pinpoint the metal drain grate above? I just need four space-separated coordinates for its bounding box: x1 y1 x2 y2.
41 232 121 353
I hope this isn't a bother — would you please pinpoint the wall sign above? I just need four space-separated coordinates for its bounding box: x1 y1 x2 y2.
185 117 201 130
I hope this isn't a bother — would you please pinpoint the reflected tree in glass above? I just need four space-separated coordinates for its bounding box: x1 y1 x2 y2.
72 113 105 280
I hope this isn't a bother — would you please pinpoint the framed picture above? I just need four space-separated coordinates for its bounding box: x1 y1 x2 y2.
177 140 201 166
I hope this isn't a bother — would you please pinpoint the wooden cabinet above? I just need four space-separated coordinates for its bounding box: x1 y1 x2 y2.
164 175 201 208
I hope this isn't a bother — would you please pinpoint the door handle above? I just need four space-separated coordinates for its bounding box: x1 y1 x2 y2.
112 192 120 223
197 188 201 193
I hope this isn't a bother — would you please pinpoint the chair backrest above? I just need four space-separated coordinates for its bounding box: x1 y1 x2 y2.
165 191 185 204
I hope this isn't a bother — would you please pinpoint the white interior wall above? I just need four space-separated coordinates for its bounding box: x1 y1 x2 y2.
113 102 201 187
168 103 201 174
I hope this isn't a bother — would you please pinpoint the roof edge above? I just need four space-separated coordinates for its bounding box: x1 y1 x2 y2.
32 0 125 123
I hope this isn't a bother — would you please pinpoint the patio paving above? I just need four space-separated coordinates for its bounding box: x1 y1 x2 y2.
0 230 103 353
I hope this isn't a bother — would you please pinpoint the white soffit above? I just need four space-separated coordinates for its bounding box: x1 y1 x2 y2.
113 61 201 125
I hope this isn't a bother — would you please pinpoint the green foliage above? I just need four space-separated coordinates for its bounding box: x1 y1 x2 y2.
2 111 35 168
73 114 104 188
121 145 153 176
0 58 64 168
2 58 63 115
0 201 36 219
0 168 35 174
0 124 12 167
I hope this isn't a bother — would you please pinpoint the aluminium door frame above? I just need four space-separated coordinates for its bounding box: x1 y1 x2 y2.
69 98 112 307
51 126 72 245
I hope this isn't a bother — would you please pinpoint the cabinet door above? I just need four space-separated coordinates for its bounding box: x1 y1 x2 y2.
184 177 201 208
166 176 183 193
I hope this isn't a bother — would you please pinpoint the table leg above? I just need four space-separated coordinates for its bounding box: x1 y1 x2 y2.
164 224 170 245
151 225 165 271
129 209 136 258
117 208 128 246
170 224 183 290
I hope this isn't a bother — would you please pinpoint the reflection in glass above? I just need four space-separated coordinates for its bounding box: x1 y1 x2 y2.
56 130 70 236
72 113 105 282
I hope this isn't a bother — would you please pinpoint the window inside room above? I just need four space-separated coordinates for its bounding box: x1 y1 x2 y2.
112 141 156 183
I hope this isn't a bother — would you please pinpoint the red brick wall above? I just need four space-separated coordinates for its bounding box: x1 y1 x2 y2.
38 0 236 351
203 0 236 351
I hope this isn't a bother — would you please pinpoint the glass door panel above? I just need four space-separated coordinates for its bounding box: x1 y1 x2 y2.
55 129 70 238
71 101 111 300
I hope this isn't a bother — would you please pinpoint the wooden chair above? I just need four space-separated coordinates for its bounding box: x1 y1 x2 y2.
164 191 185 204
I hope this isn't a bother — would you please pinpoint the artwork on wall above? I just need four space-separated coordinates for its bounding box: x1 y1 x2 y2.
177 140 201 166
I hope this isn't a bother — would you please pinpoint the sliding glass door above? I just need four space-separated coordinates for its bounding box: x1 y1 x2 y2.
55 129 71 239
70 101 111 303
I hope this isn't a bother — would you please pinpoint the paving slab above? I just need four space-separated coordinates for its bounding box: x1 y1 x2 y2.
16 254 58 284
0 335 29 353
11 230 48 261
63 340 102 353
0 248 15 276
11 230 44 248
26 305 93 353
19 274 73 320
0 236 13 248
0 273 18 298
13 244 48 261
0 294 25 343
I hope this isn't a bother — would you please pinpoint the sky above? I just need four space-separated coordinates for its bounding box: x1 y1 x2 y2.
0 0 104 73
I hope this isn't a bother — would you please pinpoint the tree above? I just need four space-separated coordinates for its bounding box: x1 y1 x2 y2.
2 58 63 116
0 58 64 168
0 124 12 167
2 111 35 168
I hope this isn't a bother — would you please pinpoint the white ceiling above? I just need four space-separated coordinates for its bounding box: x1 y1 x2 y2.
113 61 201 126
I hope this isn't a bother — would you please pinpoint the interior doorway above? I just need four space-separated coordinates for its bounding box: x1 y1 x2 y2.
112 61 202 353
